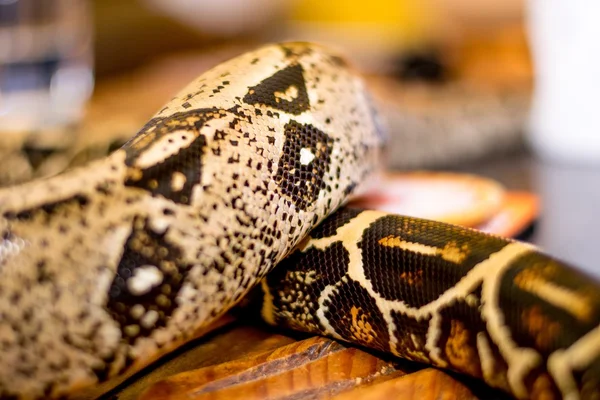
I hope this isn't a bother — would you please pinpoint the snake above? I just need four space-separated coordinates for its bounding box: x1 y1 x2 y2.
0 42 598 400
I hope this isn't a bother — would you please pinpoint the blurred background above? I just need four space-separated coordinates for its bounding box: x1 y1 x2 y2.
0 0 532 175
0 0 599 275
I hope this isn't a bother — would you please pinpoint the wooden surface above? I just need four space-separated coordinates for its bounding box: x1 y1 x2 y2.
101 317 510 400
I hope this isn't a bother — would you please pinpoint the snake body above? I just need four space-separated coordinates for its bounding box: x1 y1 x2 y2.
262 209 600 399
0 43 598 400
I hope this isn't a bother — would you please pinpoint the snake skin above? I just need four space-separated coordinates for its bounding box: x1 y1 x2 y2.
262 208 600 399
0 42 598 400
0 43 381 399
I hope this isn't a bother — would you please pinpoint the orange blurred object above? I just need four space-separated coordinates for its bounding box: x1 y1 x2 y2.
351 172 538 238
477 192 539 238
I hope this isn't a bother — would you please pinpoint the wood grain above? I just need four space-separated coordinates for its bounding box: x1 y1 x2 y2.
330 369 477 400
139 336 405 400
93 314 512 400
131 327 482 400
102 321 295 400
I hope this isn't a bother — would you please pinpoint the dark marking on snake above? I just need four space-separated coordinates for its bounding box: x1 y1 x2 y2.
3 195 89 222
274 120 334 210
123 108 226 164
125 135 206 205
310 207 363 239
243 64 310 115
390 310 432 361
324 278 390 352
358 215 508 307
105 217 194 345
499 252 600 355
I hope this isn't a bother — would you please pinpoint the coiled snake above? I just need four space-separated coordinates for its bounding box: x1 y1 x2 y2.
0 43 598 400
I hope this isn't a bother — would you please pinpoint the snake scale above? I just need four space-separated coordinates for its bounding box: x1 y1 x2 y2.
0 43 598 400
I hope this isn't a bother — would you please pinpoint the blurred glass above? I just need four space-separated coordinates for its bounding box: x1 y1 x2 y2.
0 0 93 134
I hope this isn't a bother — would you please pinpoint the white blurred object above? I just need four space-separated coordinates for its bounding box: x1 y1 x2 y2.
533 160 600 277
527 0 600 164
0 0 94 134
144 0 291 36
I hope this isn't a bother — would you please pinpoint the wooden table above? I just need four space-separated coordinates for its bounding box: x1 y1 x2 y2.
101 317 510 400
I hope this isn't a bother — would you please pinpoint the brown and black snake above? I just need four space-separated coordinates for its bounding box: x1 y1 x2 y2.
0 43 598 400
